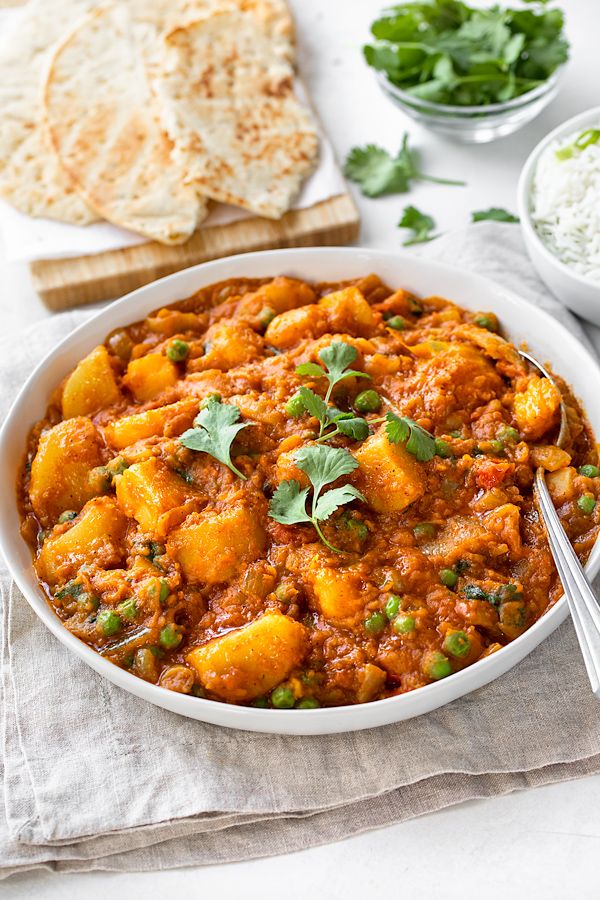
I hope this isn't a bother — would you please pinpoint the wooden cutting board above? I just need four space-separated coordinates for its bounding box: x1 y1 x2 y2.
31 194 359 310
2 0 359 310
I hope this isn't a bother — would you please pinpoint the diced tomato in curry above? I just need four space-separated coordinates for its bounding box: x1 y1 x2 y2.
17 275 600 708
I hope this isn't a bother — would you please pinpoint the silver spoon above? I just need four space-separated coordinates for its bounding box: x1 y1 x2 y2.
519 350 600 697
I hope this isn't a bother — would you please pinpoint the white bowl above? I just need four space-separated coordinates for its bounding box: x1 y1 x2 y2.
518 105 600 326
1 247 600 735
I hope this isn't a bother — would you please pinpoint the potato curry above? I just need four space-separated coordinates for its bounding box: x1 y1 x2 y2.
18 275 600 708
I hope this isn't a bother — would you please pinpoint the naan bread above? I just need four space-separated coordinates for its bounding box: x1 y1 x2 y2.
155 10 318 219
0 0 99 224
44 4 206 245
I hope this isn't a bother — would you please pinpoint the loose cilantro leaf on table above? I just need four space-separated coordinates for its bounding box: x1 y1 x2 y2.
179 398 253 480
398 205 438 246
385 412 436 462
269 445 365 553
471 207 519 223
345 134 464 198
364 0 569 107
295 342 371 442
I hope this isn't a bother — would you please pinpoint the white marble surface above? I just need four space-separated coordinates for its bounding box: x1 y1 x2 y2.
2 0 600 895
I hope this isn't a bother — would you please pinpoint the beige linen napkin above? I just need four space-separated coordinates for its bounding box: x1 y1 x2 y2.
2 224 600 878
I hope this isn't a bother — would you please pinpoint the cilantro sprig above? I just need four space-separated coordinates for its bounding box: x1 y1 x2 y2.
471 207 519 223
398 205 438 246
269 445 365 553
179 398 253 480
344 134 464 198
385 412 436 462
364 0 569 107
296 342 371 442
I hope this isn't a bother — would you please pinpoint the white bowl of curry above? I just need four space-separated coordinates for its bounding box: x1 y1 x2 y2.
2 247 600 734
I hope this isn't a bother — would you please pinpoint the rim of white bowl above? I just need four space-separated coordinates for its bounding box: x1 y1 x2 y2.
518 104 600 290
2 246 600 733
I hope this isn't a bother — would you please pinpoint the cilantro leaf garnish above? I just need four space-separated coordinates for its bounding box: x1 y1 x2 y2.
179 398 253 480
471 207 520 223
398 205 438 246
268 445 365 553
385 412 436 462
345 134 464 198
295 342 371 442
364 1 569 107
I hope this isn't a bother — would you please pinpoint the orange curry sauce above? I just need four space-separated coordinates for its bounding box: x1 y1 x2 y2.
17 275 600 707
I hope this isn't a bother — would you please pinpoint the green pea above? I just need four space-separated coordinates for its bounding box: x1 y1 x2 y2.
159 625 183 649
474 314 498 332
296 697 320 709
106 456 129 477
78 593 99 614
387 315 408 331
498 425 520 444
285 393 305 417
200 393 221 409
251 697 269 708
579 465 600 478
393 614 416 634
117 598 137 621
440 568 458 589
159 580 170 604
443 631 471 659
489 439 504 455
58 510 77 523
96 610 121 637
364 611 386 634
413 522 436 541
258 306 276 330
422 650 452 680
578 495 596 515
271 684 295 709
434 438 452 459
354 389 381 413
385 594 401 619
166 339 189 362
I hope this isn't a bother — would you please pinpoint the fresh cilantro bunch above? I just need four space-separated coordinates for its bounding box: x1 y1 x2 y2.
295 341 371 442
179 398 253 479
269 445 365 553
364 0 569 106
345 133 463 198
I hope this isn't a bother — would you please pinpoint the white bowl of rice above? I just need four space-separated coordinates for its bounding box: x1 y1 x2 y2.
518 106 600 326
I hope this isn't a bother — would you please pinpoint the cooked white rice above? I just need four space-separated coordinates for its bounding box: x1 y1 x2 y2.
530 124 600 283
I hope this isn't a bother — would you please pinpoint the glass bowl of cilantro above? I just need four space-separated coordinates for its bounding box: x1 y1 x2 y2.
365 0 569 143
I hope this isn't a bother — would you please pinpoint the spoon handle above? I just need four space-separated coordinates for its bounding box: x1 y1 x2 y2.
535 469 600 697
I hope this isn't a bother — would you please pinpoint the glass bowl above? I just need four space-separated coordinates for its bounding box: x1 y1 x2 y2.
376 67 565 144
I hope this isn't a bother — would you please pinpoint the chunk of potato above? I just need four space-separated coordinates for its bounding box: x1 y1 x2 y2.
354 429 424 513
115 458 198 536
530 445 571 472
264 305 327 349
547 466 577 505
187 610 308 702
104 400 197 449
309 566 366 623
238 277 316 317
37 497 127 585
197 320 263 370
167 505 266 584
123 354 178 402
29 417 105 526
513 376 560 440
319 286 376 335
62 345 121 418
